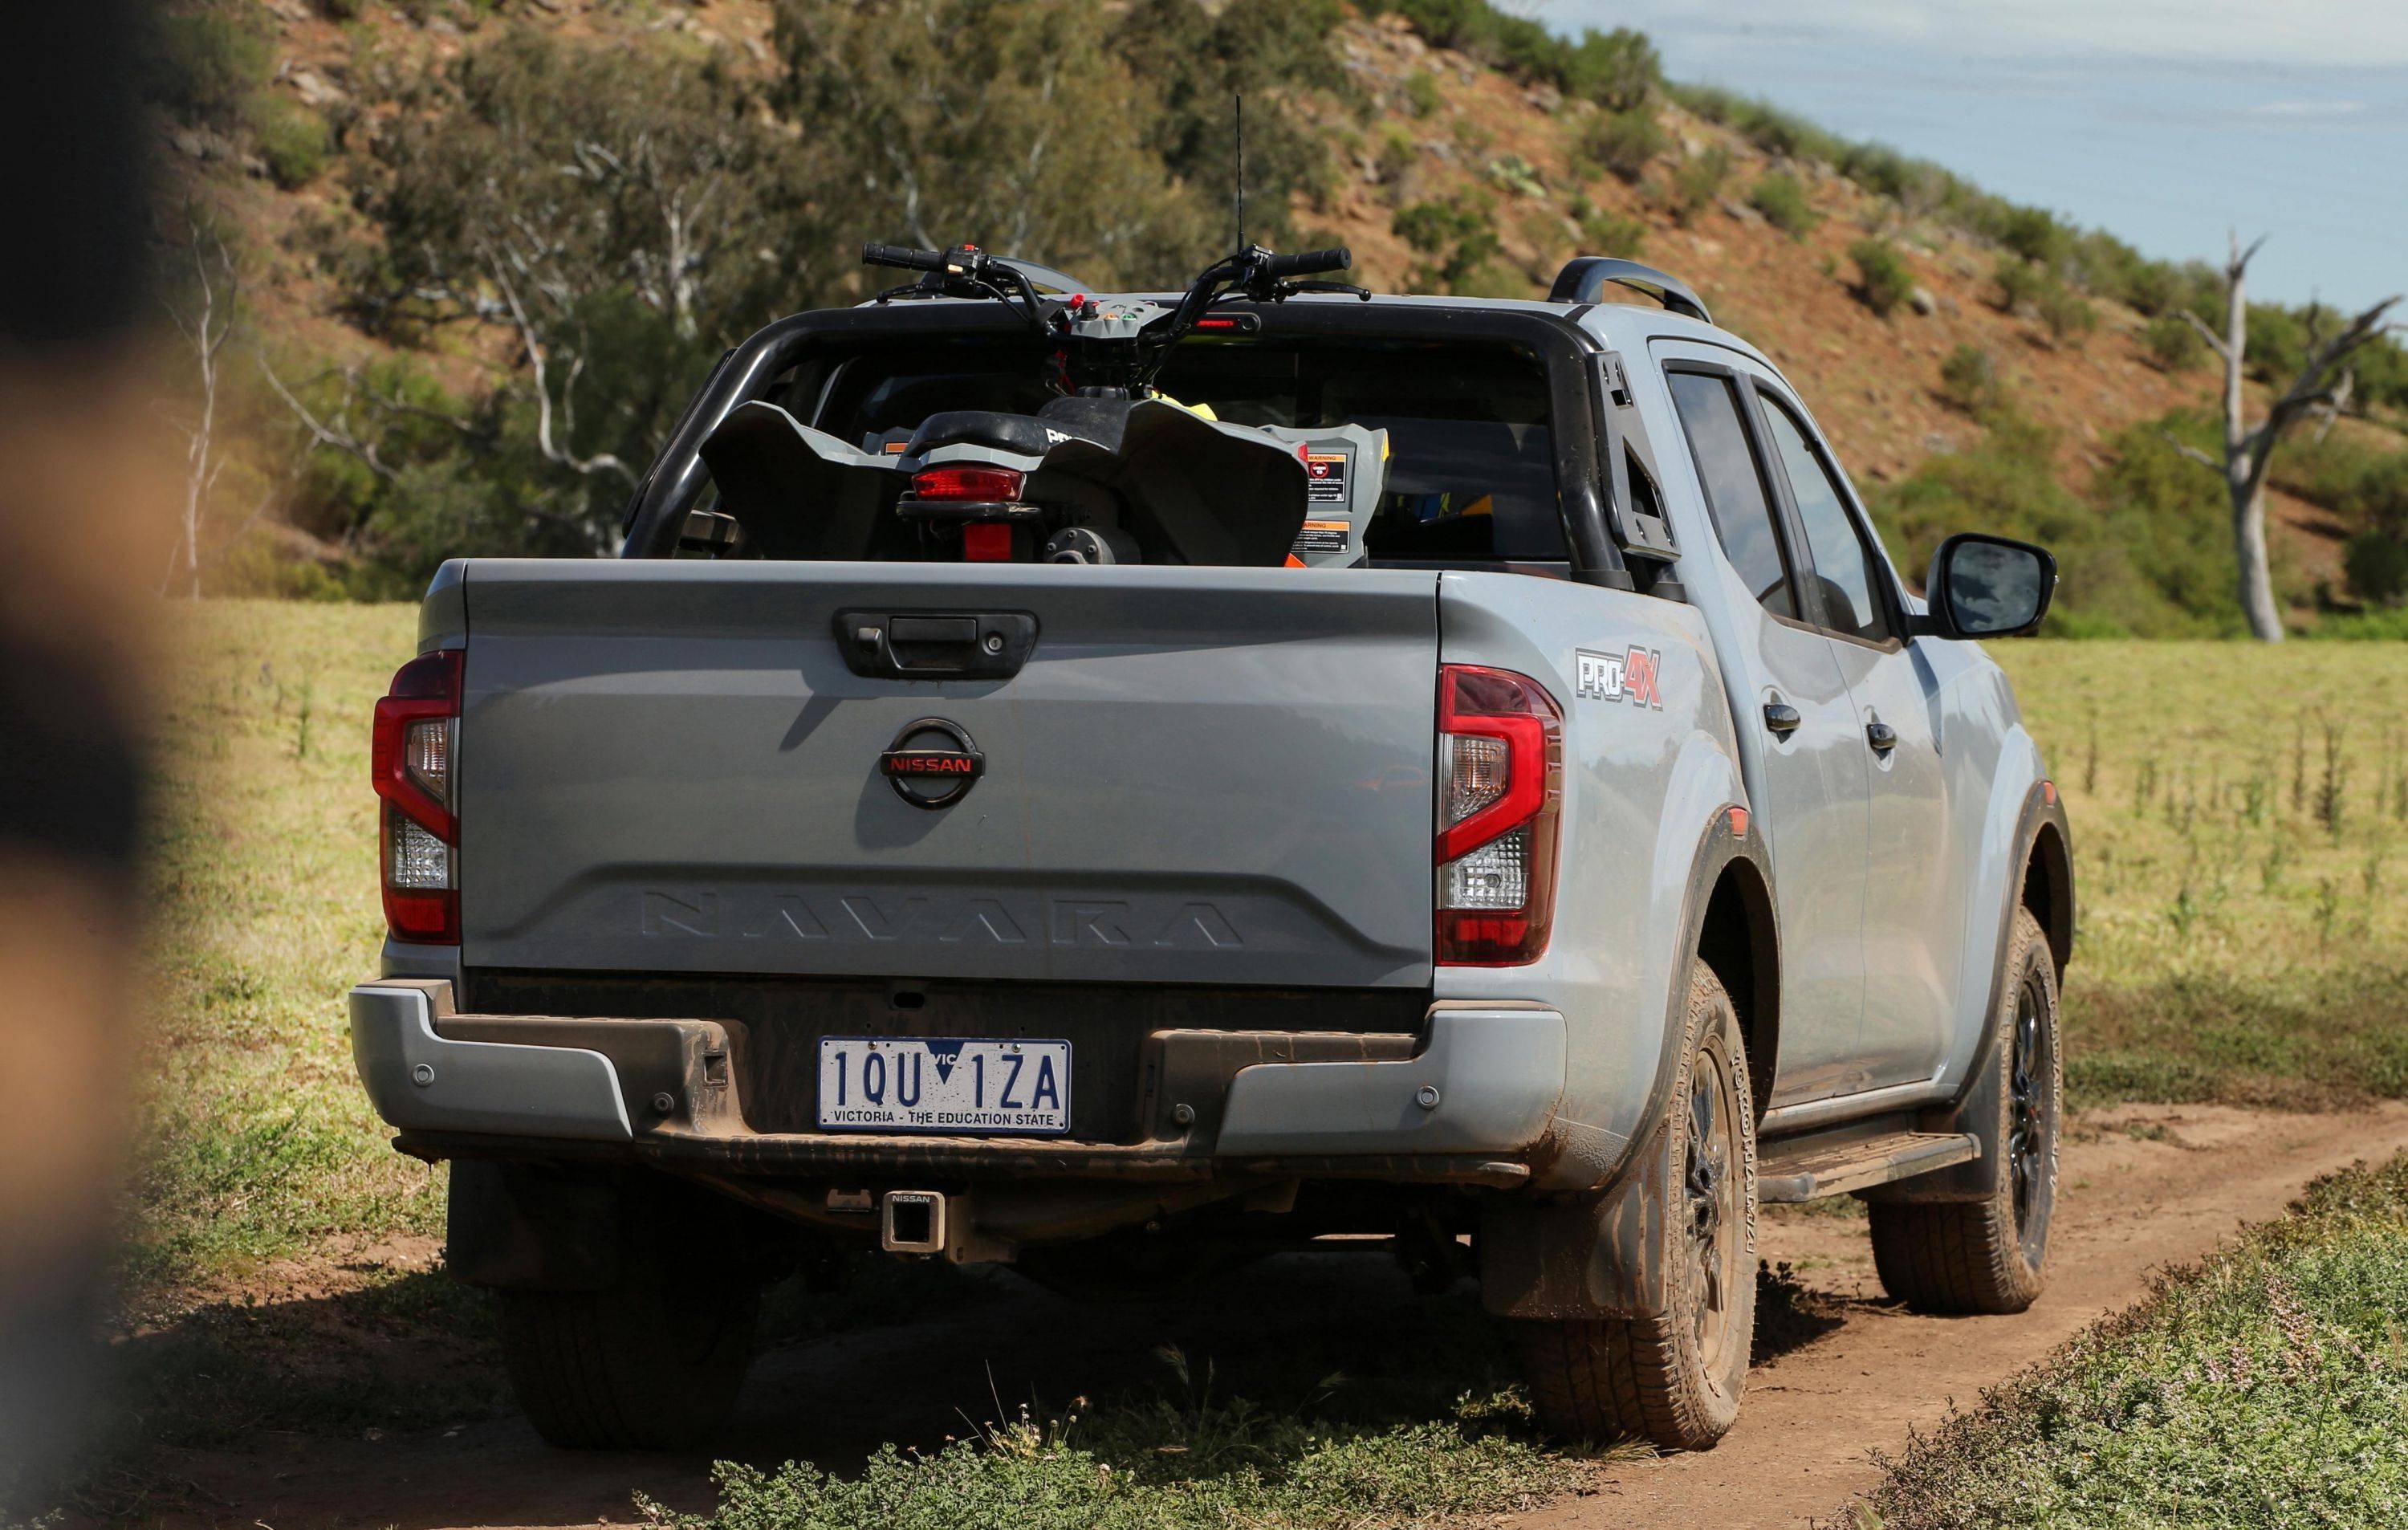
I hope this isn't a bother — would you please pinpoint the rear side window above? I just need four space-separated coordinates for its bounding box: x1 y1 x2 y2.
1667 371 1796 619
1759 397 1893 643
1161 342 1564 562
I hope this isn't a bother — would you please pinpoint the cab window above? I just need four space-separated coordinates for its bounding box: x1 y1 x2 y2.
1666 370 1796 619
1759 396 1893 643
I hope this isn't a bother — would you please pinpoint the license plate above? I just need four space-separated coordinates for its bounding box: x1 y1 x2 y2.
816 1036 1072 1136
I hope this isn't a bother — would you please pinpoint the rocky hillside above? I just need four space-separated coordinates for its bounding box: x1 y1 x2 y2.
1315 16 2203 485
171 0 2402 621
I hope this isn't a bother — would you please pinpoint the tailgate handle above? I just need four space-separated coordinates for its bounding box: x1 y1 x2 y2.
836 609 1039 680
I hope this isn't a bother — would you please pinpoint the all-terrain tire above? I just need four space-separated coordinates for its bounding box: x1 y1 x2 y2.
498 1186 761 1450
1516 962 1757 1451
1869 906 2060 1315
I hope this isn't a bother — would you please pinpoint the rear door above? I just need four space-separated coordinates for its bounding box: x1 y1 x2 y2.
1749 384 1961 1088
1656 352 1874 1107
454 560 1439 988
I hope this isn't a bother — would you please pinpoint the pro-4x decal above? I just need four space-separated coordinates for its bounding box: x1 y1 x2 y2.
1575 645 1665 709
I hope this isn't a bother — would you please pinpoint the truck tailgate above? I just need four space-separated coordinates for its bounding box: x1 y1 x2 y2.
455 561 1438 987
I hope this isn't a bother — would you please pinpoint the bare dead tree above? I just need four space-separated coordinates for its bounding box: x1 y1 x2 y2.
2170 232 2399 641
158 214 241 597
478 234 639 492
255 357 401 488
560 130 726 343
393 132 746 503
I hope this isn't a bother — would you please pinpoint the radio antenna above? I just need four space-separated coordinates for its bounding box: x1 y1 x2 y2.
1232 93 1246 250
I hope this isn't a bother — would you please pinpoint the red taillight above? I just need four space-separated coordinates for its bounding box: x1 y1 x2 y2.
372 649 462 944
911 466 1024 503
1435 664 1562 966
962 522 1015 561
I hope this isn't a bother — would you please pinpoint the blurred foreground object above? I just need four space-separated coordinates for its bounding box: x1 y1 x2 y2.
0 0 175 1499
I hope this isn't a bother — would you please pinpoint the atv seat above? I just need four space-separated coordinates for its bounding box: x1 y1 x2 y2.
908 410 1055 458
908 398 1129 460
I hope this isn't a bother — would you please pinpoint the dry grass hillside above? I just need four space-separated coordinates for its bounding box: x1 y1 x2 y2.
204 0 2379 584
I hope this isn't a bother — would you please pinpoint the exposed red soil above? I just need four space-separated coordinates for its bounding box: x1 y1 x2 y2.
1512 1101 2408 1528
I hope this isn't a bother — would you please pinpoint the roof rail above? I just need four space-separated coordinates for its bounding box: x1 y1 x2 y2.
1548 257 1711 325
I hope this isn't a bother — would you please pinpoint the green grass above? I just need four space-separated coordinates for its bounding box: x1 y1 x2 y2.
1992 642 2408 1111
132 600 431 1300
1856 1151 2408 1528
643 1328 1585 1530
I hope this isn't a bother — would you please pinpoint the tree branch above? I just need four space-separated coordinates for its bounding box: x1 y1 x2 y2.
2226 228 2268 281
158 210 241 597
2260 294 2400 440
2160 431 2221 471
482 244 637 487
256 357 400 482
2176 307 2234 363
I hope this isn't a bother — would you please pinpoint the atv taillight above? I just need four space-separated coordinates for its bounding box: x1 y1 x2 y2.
372 648 462 944
1435 664 1561 965
962 522 1015 561
912 466 1024 503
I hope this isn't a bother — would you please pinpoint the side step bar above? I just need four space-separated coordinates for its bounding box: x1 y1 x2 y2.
1756 1129 1979 1204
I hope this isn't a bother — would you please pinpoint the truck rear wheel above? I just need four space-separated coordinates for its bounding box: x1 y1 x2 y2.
1869 907 2060 1314
1515 963 1756 1451
497 1188 760 1450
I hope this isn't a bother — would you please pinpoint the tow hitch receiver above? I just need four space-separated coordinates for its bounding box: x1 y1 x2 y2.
881 1190 947 1255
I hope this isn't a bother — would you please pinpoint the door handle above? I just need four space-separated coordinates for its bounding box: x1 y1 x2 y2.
1763 702 1802 736
1866 719 1898 753
836 610 1038 679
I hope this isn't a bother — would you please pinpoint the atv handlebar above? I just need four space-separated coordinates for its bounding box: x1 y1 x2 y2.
862 242 949 273
1259 247 1351 279
860 237 1365 393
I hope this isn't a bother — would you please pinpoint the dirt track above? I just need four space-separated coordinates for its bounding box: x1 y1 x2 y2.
120 1101 2408 1530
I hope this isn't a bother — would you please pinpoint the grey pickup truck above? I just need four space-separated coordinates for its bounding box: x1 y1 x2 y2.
350 245 2073 1453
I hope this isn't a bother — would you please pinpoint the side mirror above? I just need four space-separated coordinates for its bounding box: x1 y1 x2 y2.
1918 533 2056 639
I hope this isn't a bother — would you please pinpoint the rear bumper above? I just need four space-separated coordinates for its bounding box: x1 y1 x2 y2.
348 980 1564 1186
350 984 633 1141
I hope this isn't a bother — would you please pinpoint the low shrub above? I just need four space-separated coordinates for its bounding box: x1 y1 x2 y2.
1576 205 1646 258
1847 238 1914 317
148 3 270 128
2344 531 2408 606
2272 433 2408 533
2035 280 2098 347
1992 255 2045 314
1673 83 1842 164
1991 203 2068 268
1377 2 1661 111
1393 193 1504 293
1490 153 1545 199
1666 146 1729 226
1372 123 1417 192
1578 108 1665 184
250 97 332 189
2142 312 2207 372
1938 344 2003 415
1747 172 1818 239
1564 26 1658 112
